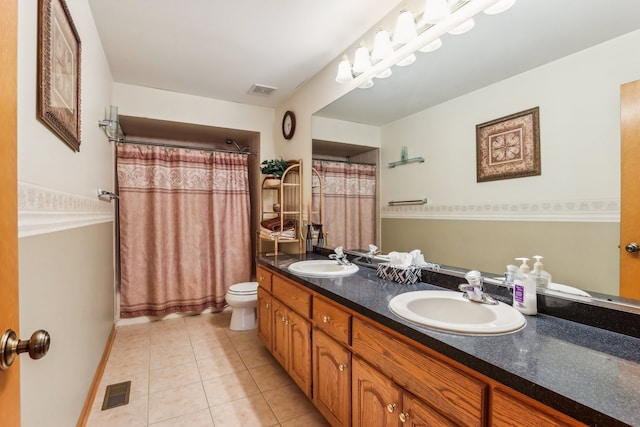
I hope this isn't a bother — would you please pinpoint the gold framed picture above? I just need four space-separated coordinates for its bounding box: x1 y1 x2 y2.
37 0 82 152
476 107 540 182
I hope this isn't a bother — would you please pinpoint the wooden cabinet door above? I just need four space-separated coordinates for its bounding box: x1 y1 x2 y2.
402 392 458 427
288 309 312 397
313 329 352 426
272 298 288 369
257 287 272 351
352 357 402 427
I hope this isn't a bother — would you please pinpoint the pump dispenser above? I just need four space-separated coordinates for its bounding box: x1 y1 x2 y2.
532 255 551 288
513 258 537 315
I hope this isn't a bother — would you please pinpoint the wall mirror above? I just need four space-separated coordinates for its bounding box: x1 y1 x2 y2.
312 0 640 308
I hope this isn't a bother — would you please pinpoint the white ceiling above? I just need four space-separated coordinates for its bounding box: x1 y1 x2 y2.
89 0 640 127
88 0 401 108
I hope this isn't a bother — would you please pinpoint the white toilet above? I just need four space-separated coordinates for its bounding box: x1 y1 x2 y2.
225 282 259 330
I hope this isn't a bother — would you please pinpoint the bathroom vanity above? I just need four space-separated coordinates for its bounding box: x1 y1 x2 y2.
256 254 640 426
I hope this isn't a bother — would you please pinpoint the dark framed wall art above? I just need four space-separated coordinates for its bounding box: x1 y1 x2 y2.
37 0 82 152
476 107 540 182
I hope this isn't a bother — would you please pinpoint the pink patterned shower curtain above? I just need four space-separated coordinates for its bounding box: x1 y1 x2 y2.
312 160 376 250
117 143 251 318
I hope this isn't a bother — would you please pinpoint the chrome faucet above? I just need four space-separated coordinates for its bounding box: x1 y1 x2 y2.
329 246 351 265
458 270 498 305
365 244 380 263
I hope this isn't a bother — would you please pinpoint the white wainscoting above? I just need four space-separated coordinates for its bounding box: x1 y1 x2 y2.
18 182 114 238
381 198 620 222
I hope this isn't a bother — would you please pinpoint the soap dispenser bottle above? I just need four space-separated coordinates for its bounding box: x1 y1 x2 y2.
532 255 551 289
513 258 537 315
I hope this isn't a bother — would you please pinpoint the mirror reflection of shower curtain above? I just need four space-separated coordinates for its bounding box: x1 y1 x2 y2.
117 143 251 318
312 160 376 250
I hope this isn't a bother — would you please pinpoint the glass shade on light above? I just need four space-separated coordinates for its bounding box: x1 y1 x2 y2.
484 0 516 15
375 68 392 79
352 46 372 74
393 10 417 46
419 38 442 53
396 53 416 67
420 0 450 25
335 58 353 83
448 18 475 35
371 30 393 62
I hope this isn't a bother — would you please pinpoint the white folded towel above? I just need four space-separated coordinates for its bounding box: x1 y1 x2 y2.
388 251 413 267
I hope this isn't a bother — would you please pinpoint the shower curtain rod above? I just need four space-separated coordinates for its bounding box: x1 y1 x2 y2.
312 157 376 166
117 138 257 155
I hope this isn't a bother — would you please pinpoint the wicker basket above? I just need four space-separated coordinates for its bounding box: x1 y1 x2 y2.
376 262 422 285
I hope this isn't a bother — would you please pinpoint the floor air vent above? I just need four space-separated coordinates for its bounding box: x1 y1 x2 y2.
102 381 131 410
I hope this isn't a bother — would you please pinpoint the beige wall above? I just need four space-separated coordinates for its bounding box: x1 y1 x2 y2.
382 218 619 294
18 224 114 426
17 0 115 425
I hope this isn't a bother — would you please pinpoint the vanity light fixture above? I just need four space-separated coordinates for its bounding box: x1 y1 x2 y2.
396 53 417 67
375 68 393 79
371 29 394 79
371 29 394 62
420 0 451 25
448 17 475 35
335 0 517 88
393 10 418 46
335 56 354 83
484 0 516 15
419 37 443 53
359 79 374 89
352 45 372 74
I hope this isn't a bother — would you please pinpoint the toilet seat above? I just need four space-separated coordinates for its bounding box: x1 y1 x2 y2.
228 281 258 295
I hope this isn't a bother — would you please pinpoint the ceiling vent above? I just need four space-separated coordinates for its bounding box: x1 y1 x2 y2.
248 84 277 96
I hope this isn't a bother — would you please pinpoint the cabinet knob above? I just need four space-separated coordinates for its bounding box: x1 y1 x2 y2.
322 315 331 323
399 412 409 423
338 363 348 372
281 316 287 322
386 403 397 413
285 319 290 325
265 303 270 308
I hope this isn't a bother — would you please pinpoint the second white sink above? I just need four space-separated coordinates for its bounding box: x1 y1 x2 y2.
389 290 526 335
288 260 359 278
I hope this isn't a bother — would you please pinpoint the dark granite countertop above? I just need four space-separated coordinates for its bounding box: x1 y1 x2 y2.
257 253 640 427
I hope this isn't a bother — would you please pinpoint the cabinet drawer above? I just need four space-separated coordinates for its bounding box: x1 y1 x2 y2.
256 266 273 292
352 318 487 426
313 297 351 346
492 387 586 427
273 275 311 318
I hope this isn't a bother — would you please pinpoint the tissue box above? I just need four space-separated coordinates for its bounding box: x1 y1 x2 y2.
376 262 421 285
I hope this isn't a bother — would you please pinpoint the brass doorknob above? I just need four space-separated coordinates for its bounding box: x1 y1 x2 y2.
1 329 50 371
322 315 331 323
386 403 397 413
399 412 410 423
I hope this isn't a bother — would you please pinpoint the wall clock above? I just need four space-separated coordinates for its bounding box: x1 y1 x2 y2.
282 110 296 140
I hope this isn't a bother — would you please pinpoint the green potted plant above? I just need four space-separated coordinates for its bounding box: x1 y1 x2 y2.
260 158 289 186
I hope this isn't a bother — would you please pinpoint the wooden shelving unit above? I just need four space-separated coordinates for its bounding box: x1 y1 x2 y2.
257 161 303 255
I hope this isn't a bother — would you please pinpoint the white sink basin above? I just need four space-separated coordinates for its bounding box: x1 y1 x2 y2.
389 290 526 335
288 260 359 278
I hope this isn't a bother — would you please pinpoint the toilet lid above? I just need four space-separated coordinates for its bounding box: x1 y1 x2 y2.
228 281 258 295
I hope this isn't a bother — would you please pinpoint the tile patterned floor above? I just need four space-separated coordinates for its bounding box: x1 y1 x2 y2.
86 309 329 426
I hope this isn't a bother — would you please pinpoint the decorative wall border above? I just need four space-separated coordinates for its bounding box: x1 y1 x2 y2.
381 198 620 222
18 182 114 238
